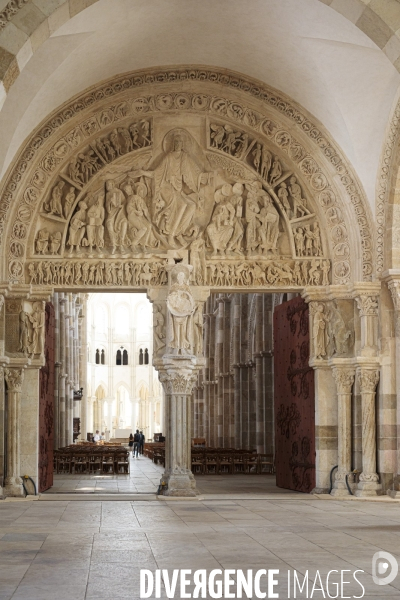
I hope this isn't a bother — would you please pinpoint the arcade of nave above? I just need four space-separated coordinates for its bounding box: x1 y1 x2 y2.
0 66 396 500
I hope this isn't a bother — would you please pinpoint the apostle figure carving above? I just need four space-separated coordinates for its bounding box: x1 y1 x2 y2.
313 304 328 359
167 269 196 355
105 180 128 253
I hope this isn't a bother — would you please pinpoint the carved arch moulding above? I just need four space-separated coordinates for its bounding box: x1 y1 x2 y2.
0 66 373 291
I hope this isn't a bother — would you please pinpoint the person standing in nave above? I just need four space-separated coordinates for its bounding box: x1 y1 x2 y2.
93 430 101 442
128 433 134 455
139 431 145 456
133 429 140 458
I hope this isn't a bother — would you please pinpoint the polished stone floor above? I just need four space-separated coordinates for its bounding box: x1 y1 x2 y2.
1 492 400 598
48 455 295 497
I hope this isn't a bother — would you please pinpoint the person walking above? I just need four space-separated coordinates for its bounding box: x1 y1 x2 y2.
128 433 134 455
139 431 145 456
133 429 140 458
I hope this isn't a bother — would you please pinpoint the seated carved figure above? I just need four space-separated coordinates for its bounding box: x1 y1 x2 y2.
206 203 234 256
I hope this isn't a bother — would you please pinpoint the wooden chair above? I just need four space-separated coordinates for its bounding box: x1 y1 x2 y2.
191 452 205 475
56 453 71 474
258 453 275 474
74 453 89 474
204 453 218 474
88 453 102 474
232 453 245 474
102 453 116 474
218 453 233 474
115 451 129 474
245 453 258 474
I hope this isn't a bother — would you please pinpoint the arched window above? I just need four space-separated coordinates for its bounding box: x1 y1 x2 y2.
144 348 149 365
116 349 122 365
95 349 100 364
123 349 128 365
101 349 105 365
139 348 143 365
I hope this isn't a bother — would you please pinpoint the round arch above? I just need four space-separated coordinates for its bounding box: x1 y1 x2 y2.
0 66 373 294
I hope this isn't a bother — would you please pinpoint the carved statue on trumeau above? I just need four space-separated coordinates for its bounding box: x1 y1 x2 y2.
167 268 196 355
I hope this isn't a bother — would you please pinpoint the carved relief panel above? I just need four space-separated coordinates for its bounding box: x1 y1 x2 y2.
0 69 371 289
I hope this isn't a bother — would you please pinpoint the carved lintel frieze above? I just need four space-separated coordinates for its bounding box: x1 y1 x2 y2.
4 367 24 392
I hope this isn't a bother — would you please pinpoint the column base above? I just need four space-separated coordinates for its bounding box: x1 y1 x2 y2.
355 481 382 497
387 489 400 499
331 481 351 497
311 487 329 494
162 470 197 497
4 477 24 498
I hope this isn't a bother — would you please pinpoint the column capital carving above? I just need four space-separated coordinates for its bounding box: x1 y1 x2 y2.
4 367 24 392
332 367 355 394
357 368 379 393
387 280 400 311
355 294 379 317
159 370 198 395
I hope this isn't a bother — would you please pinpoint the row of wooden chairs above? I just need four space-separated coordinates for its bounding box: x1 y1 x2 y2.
191 452 275 475
54 449 130 474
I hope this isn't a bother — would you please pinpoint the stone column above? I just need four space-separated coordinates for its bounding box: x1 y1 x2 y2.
4 368 24 497
78 295 88 440
159 358 199 495
59 296 66 448
387 279 400 496
355 368 382 496
331 365 355 496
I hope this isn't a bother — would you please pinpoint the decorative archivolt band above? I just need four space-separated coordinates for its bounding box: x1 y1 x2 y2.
1 67 373 283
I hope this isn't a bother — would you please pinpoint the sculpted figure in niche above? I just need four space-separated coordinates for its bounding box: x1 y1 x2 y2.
206 184 234 256
304 225 314 256
261 146 272 181
36 229 49 254
226 183 245 254
193 303 204 355
258 192 280 254
49 232 61 254
67 200 87 253
167 270 196 355
245 191 261 253
210 123 226 149
313 304 328 359
125 182 153 250
269 156 282 185
29 301 45 356
294 227 305 256
47 181 65 217
105 180 128 253
289 177 309 218
132 129 212 247
277 182 291 218
190 238 207 285
64 187 76 218
153 303 166 355
86 194 105 252
18 310 31 354
312 223 323 256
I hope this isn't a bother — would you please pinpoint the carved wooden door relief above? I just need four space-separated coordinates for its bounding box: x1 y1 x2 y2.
274 296 315 493
38 302 55 493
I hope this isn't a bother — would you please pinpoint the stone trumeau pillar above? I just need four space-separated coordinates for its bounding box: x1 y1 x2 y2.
148 263 209 496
